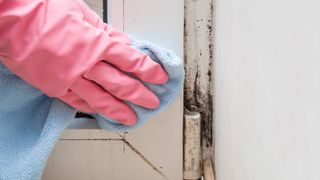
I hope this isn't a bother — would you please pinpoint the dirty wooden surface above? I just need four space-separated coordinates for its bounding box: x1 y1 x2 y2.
184 0 214 159
183 112 201 179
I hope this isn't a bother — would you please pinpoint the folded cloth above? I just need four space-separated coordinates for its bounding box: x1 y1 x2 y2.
0 65 78 180
0 39 184 180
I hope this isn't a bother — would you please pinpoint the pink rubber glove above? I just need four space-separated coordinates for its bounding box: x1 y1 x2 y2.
0 0 169 125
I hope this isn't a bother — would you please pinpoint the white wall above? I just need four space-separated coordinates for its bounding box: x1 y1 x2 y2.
215 0 320 180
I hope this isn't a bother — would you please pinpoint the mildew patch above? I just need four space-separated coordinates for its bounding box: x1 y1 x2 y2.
184 0 214 150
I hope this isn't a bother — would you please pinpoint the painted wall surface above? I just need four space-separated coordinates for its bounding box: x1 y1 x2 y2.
215 0 320 179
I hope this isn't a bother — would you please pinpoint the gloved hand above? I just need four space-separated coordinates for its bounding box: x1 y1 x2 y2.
0 0 168 125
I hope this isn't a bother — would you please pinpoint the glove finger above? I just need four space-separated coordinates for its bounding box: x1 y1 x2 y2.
76 0 131 45
59 90 95 113
84 62 160 109
105 26 131 45
70 76 137 125
74 1 167 84
102 39 169 84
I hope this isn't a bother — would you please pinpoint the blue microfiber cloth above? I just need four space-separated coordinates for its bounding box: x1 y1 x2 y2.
0 39 184 180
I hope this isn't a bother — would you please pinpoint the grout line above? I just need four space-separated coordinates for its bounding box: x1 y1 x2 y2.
60 134 170 179
117 133 170 180
122 133 126 153
59 138 123 141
